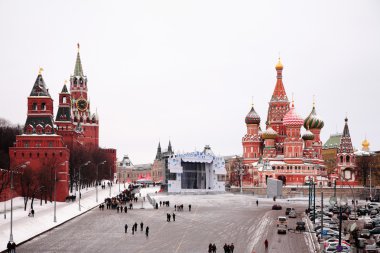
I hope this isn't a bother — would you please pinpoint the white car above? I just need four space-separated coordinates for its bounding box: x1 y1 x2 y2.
277 216 288 227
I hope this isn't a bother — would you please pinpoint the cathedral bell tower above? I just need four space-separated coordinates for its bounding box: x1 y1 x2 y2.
266 58 290 154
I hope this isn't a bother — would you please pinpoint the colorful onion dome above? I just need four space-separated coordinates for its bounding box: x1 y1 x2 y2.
283 102 303 127
304 106 324 130
262 126 278 139
362 138 370 149
245 105 261 124
302 129 315 141
275 58 283 70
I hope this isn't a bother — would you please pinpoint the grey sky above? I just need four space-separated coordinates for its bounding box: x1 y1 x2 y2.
0 0 379 164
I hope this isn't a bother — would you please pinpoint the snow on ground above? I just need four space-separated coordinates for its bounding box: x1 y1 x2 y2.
0 183 134 252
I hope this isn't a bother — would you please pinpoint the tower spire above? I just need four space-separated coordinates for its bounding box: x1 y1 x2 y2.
271 57 288 102
74 43 84 76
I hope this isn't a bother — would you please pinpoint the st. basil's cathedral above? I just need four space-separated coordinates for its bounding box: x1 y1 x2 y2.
9 45 116 201
241 59 357 186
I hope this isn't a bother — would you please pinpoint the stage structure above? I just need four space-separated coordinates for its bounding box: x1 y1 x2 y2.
167 146 226 193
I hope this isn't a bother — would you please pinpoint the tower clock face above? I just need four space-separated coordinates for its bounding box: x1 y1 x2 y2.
76 99 88 111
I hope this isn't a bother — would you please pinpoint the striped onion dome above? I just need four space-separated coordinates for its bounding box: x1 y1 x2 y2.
283 102 303 127
262 126 278 139
302 129 315 141
304 106 324 130
245 105 261 124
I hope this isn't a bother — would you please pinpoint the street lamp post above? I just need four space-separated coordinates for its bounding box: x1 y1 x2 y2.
78 161 91 211
329 195 348 251
8 162 30 243
109 166 112 197
96 161 106 203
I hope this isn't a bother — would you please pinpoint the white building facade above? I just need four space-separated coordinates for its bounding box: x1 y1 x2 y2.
167 146 226 193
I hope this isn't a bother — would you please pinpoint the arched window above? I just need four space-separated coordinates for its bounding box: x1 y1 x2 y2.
346 156 350 163
340 156 344 163
41 103 46 111
32 103 37 111
74 78 77 85
63 97 67 103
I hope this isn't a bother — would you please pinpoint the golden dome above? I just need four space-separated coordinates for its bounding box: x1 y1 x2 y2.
362 138 370 148
275 57 283 70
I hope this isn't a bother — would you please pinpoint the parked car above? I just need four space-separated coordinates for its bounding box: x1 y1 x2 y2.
370 227 380 235
285 207 294 215
360 229 371 239
289 210 297 218
277 225 287 234
296 221 305 232
272 204 282 210
277 216 288 227
349 214 358 220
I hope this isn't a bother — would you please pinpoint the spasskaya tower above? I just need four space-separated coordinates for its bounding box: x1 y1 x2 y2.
69 44 99 147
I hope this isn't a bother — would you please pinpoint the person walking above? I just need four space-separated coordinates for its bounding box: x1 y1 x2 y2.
212 243 216 253
145 226 149 237
124 206 128 213
188 204 191 212
132 225 135 235
223 243 228 253
7 241 11 253
230 243 234 253
140 222 144 231
168 213 171 222
124 224 128 233
31 209 35 217
256 200 258 206
264 239 268 250
11 242 16 253
172 213 176 222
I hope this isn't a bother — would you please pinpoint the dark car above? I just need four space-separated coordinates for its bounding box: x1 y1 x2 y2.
285 207 292 215
360 229 371 239
337 213 348 220
272 204 282 210
364 222 374 229
296 221 306 232
370 227 380 235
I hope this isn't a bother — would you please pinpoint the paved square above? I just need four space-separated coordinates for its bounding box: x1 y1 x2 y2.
18 194 310 253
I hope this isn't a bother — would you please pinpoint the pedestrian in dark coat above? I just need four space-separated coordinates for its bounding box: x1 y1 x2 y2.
160 201 162 207
212 243 216 253
189 204 191 211
31 209 35 217
174 205 177 211
117 206 119 213
256 200 258 206
168 213 171 222
155 203 158 209
11 242 16 253
173 213 176 221
124 206 128 213
132 226 135 235
230 243 234 253
223 243 228 253
7 241 11 253
140 222 144 231
125 224 128 233
208 243 212 253
145 226 149 237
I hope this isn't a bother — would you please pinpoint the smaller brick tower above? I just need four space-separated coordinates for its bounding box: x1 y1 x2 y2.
242 104 262 163
336 117 357 185
9 69 70 201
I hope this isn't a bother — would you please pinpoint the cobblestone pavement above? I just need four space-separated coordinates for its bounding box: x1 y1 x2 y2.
18 194 311 253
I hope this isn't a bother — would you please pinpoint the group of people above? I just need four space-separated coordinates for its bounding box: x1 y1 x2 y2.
208 243 235 253
223 243 235 253
124 222 149 237
166 213 176 222
6 241 16 253
174 204 191 211
160 201 170 207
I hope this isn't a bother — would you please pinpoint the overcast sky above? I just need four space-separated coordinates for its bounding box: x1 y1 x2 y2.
0 0 379 164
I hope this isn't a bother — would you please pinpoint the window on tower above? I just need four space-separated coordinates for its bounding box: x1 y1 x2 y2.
63 97 67 103
41 103 46 110
346 156 350 163
32 103 37 111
